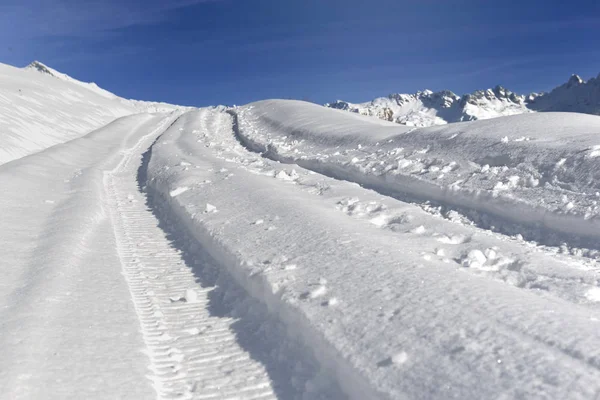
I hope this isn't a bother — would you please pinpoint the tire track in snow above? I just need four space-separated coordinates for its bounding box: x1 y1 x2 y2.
143 108 600 400
106 176 277 399
105 112 341 400
104 115 279 399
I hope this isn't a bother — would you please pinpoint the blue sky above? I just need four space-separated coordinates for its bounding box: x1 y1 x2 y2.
1 0 599 106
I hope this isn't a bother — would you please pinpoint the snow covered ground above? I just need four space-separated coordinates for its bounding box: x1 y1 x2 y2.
235 100 600 250
146 104 600 399
2 64 600 399
0 61 180 165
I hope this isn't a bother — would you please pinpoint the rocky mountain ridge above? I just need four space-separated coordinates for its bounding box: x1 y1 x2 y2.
326 74 600 126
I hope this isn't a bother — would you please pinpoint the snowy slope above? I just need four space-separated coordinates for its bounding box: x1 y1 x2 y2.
0 61 181 165
236 100 600 247
0 113 177 399
0 110 336 400
3 59 600 400
144 104 600 399
326 73 600 126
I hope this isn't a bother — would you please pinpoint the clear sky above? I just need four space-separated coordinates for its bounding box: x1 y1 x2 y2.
1 0 599 106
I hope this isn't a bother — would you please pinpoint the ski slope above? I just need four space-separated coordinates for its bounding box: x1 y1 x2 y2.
0 110 341 400
2 70 600 399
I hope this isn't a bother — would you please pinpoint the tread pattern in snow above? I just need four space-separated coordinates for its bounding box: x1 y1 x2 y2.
106 165 277 399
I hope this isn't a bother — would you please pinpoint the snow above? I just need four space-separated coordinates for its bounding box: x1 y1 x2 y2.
235 100 600 249
169 186 189 197
145 105 600 399
0 113 175 399
2 63 600 400
326 86 531 126
326 73 600 126
0 61 181 165
26 61 118 99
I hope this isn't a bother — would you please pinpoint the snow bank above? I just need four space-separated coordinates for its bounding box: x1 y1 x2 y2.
234 100 600 248
146 108 600 400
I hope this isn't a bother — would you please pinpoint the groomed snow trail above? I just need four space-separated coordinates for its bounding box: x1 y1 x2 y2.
0 113 177 399
103 121 281 399
105 115 343 400
0 105 345 399
0 110 335 400
105 177 278 399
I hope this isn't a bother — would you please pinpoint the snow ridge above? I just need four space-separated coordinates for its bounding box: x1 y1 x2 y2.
26 60 117 99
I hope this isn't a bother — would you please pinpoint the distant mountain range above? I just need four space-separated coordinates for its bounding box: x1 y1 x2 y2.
325 74 600 126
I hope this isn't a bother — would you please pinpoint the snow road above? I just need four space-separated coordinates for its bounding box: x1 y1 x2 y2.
0 109 342 399
2 100 600 400
0 113 174 398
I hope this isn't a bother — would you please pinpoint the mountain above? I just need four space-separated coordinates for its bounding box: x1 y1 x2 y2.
326 74 600 126
528 74 600 114
0 61 182 165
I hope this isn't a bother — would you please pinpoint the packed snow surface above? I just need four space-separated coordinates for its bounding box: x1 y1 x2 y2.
2 66 600 400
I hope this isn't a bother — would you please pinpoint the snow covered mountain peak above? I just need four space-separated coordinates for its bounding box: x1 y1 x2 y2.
26 60 55 75
567 74 584 88
326 73 600 126
24 60 117 99
326 85 529 127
